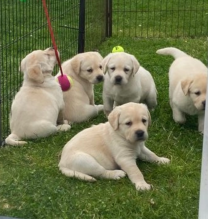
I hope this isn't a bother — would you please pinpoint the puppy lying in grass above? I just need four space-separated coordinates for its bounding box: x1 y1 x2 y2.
59 102 170 191
5 48 71 146
102 52 157 116
56 52 104 123
157 47 207 133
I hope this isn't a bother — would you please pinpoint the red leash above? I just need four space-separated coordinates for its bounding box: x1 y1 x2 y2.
41 0 63 77
41 0 72 92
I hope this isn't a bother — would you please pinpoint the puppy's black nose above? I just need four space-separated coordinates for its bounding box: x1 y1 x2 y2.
97 75 104 82
135 130 144 139
202 100 206 110
115 76 122 83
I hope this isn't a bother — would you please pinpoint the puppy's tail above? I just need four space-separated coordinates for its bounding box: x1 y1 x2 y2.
5 134 27 146
59 166 96 182
156 47 188 59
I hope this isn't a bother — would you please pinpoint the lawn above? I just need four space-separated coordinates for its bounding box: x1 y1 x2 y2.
1 0 208 218
0 36 207 219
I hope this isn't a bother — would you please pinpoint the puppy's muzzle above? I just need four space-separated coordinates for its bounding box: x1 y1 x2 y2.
114 76 122 85
135 130 145 141
96 75 104 82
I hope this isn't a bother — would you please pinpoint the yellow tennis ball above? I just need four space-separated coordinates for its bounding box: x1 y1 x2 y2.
67 75 74 86
112 46 124 53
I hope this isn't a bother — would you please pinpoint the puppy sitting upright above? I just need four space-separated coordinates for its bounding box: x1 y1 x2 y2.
56 52 104 123
5 48 71 146
156 47 207 133
59 102 170 191
102 52 157 116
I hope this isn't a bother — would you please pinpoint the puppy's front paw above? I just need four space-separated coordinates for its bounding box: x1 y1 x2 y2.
57 124 71 131
135 181 151 191
173 113 186 124
157 157 170 164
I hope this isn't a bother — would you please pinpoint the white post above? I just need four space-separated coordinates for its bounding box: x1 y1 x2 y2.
198 68 208 219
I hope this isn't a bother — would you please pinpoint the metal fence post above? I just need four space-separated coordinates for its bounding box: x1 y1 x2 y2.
0 44 2 146
106 0 112 37
198 59 208 219
78 0 85 53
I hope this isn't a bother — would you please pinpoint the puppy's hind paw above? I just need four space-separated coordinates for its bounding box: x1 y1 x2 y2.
113 170 126 180
57 124 71 132
104 170 126 180
157 157 170 164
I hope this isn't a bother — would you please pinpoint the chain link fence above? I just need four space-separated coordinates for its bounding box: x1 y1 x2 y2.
111 0 208 38
0 0 107 144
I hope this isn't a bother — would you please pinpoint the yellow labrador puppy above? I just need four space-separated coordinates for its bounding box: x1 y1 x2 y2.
102 52 157 115
59 102 170 191
156 47 207 133
56 52 104 123
5 48 71 146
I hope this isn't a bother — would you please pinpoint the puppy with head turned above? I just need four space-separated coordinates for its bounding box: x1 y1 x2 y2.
5 47 71 146
56 52 104 123
157 47 207 133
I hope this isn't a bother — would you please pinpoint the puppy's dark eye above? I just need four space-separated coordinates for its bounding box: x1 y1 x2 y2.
99 65 102 70
195 91 201 96
125 121 132 126
87 68 93 73
124 67 130 73
110 67 115 71
142 118 147 124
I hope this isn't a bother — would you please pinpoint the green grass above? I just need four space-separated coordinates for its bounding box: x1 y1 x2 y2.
0 37 207 219
1 0 208 218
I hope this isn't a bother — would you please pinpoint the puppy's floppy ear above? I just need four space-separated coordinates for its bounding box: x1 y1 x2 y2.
102 53 113 74
181 79 193 95
129 54 140 75
27 64 44 83
108 106 121 130
147 108 151 127
71 55 82 74
141 104 151 126
20 58 26 72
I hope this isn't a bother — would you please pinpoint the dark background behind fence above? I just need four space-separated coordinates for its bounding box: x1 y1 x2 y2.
0 0 207 144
